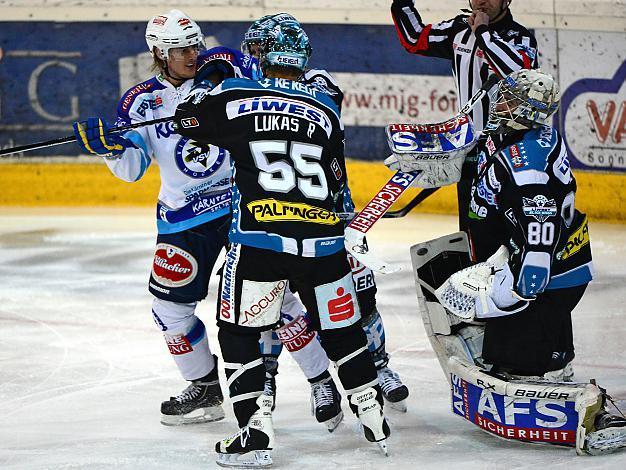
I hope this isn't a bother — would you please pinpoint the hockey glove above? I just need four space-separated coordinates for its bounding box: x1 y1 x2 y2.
435 245 532 320
73 117 135 158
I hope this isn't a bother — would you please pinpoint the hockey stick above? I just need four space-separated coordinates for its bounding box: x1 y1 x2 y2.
0 116 174 157
337 187 439 221
343 74 499 274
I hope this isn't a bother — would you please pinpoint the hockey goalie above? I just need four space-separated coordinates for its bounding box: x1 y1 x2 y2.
388 69 626 456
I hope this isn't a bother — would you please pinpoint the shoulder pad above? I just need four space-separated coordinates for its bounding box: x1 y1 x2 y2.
499 127 558 186
117 77 165 121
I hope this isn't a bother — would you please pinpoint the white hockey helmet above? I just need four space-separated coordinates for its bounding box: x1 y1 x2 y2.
145 10 204 60
485 69 560 134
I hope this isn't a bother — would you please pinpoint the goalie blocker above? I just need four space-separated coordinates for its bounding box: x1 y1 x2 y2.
410 232 625 456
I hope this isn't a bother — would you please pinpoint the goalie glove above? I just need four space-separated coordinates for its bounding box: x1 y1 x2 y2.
435 245 532 320
384 115 477 188
384 152 467 188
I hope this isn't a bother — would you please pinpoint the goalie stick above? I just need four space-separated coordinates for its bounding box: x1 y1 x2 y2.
344 74 500 274
0 116 174 157
337 187 439 221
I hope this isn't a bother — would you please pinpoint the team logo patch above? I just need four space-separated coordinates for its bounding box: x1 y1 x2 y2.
175 138 227 179
522 195 557 222
151 243 198 288
247 199 340 225
239 280 287 327
166 335 193 355
315 273 361 330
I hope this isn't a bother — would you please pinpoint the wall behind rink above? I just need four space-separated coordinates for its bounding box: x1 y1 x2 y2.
0 2 625 219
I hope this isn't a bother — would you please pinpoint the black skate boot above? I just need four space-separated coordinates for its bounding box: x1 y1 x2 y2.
262 356 278 411
310 373 343 432
349 386 391 456
216 395 275 468
377 366 409 412
160 356 224 425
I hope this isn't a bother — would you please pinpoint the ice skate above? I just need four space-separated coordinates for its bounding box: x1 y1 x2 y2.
377 366 409 412
350 387 391 456
216 395 275 468
310 375 343 432
584 411 626 455
160 369 225 425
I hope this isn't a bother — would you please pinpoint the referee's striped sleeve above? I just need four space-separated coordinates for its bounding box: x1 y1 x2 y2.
474 25 539 77
391 0 457 59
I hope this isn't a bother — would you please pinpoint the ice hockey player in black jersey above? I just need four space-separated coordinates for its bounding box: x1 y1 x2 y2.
416 69 626 455
175 21 390 468
245 13 410 416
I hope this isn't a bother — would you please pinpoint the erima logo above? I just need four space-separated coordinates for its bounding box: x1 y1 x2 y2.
180 117 199 128
225 96 333 137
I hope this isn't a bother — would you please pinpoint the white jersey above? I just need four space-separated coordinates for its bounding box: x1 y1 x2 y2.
111 74 231 234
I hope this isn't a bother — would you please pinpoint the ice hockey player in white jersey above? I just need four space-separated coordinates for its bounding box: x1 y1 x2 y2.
244 13 410 412
72 10 258 426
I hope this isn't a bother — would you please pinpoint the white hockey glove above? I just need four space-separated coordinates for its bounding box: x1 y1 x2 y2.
385 115 477 188
435 245 532 320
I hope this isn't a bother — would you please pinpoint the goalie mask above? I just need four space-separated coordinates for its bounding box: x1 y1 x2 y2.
145 9 204 60
485 69 560 134
260 22 312 73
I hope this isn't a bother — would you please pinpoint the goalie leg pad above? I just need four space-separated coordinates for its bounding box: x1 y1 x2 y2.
449 356 604 451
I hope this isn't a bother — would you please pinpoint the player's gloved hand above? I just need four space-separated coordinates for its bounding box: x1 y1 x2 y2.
73 117 135 157
435 246 532 320
195 58 236 86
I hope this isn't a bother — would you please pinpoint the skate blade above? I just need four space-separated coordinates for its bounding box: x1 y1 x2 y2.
216 450 272 468
584 428 626 455
386 399 407 413
324 410 344 433
160 405 225 426
377 439 389 456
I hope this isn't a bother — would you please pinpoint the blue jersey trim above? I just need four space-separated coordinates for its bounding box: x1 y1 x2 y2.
546 263 593 290
157 206 230 234
186 318 206 346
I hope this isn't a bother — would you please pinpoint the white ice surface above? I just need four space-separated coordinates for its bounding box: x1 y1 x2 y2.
0 208 624 470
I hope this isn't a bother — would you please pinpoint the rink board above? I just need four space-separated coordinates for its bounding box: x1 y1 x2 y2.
1 160 625 222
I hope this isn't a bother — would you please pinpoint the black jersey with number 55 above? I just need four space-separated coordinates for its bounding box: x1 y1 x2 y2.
175 77 347 258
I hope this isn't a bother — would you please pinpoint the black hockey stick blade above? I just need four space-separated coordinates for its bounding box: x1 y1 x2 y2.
0 116 174 157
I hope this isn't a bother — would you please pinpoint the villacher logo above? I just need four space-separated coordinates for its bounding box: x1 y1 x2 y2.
151 243 198 288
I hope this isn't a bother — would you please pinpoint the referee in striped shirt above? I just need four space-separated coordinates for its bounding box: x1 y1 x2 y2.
391 0 539 234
